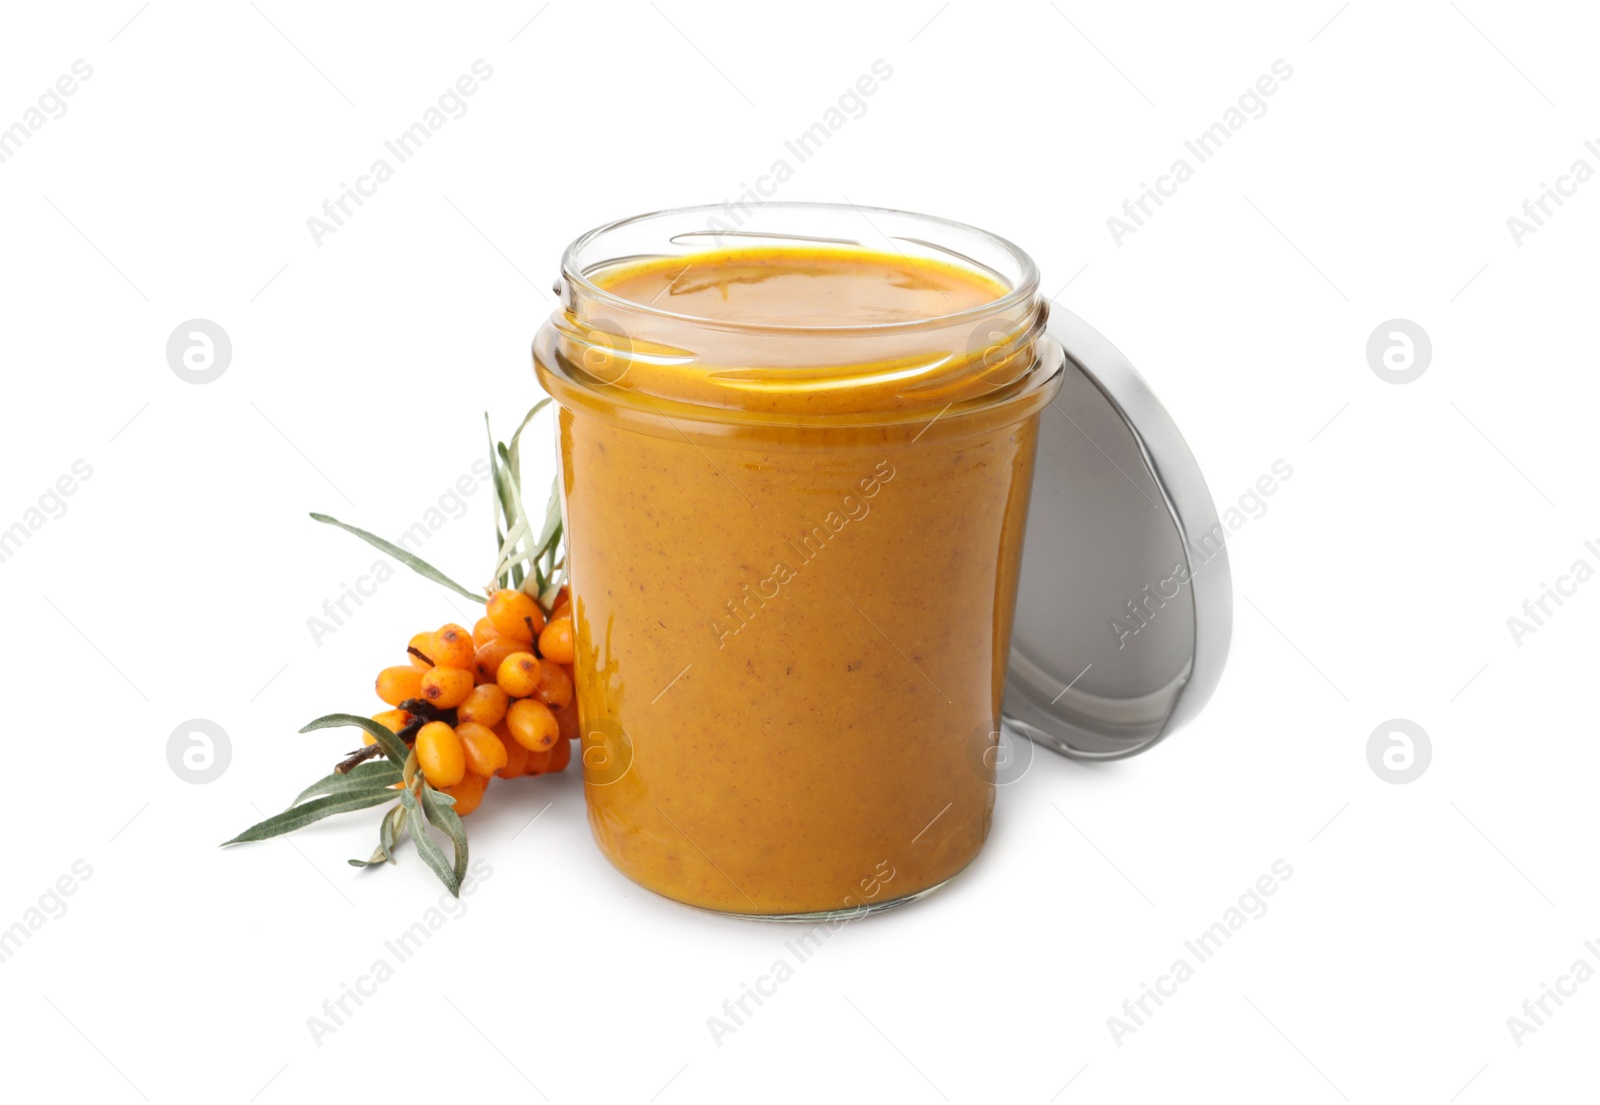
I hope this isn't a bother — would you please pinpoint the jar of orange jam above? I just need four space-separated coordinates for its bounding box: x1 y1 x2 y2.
533 204 1231 919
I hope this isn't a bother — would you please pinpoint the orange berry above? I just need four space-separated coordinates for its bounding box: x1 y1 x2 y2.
487 589 544 644
373 708 412 731
442 772 487 816
534 660 574 709
555 702 579 744
367 709 413 745
431 624 476 669
415 722 466 788
497 652 542 698
538 617 575 665
456 721 509 777
376 665 424 707
458 683 509 728
525 748 552 775
420 666 474 708
506 697 559 751
407 631 436 668
473 639 524 685
548 733 572 773
472 617 502 648
497 721 530 779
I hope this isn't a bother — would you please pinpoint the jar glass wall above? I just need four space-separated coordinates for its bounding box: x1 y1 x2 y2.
533 203 1063 918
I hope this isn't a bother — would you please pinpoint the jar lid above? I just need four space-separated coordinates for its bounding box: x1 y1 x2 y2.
1003 308 1233 759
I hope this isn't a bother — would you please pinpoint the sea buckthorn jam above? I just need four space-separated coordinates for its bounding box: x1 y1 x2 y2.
534 205 1063 918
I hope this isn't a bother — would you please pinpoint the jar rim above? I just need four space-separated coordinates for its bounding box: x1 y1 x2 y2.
559 201 1041 336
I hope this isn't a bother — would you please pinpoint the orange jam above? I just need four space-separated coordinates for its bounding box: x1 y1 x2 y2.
535 229 1060 917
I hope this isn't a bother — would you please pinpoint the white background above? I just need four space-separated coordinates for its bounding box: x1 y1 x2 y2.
1 1 1595 1101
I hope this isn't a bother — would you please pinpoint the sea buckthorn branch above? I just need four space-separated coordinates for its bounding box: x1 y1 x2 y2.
223 407 579 897
487 401 566 602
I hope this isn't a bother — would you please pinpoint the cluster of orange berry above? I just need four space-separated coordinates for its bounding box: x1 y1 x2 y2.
368 588 577 815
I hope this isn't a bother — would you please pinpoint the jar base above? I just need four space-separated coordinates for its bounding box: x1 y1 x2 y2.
689 875 956 924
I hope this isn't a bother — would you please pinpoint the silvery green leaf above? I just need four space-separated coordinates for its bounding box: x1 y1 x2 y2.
400 787 460 896
295 759 403 805
222 789 396 845
299 713 409 770
382 802 407 863
491 515 531 584
534 485 563 563
507 398 551 492
486 414 521 539
350 803 408 867
420 783 469 886
310 513 484 603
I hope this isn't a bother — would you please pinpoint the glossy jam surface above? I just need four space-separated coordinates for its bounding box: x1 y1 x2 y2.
595 247 1000 327
536 246 1055 916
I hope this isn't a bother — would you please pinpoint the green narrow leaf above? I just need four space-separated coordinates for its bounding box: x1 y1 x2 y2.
299 713 409 770
506 398 552 495
496 443 528 537
538 521 563 577
528 475 565 597
490 430 536 591
494 514 509 590
222 788 396 845
349 803 408 868
310 513 485 603
493 514 531 570
498 441 539 578
420 783 469 886
400 787 460 896
487 413 511 590
295 759 403 805
537 474 562 545
496 441 518 490
382 802 407 863
491 522 532 589
486 414 521 544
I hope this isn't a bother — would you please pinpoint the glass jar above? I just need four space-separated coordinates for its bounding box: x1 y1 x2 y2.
533 203 1063 919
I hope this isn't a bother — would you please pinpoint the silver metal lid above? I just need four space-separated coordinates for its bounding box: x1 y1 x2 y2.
1003 308 1233 760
